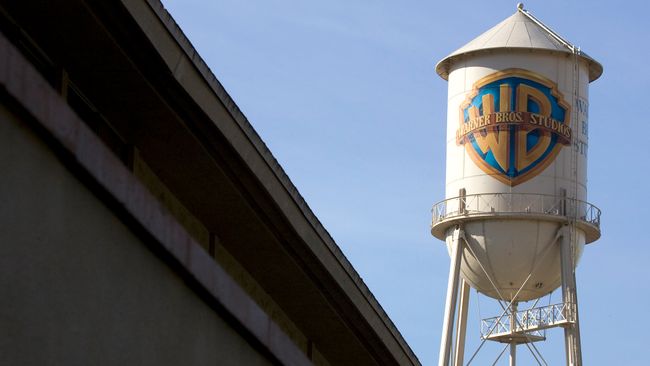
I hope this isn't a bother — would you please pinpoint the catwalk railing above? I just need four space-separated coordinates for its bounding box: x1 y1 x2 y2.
431 193 601 229
481 302 576 340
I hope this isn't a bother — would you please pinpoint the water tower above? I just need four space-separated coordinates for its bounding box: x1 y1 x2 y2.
432 4 602 365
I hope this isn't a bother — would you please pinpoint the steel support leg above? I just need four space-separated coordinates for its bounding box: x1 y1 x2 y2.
453 279 470 366
560 225 582 366
438 227 464 366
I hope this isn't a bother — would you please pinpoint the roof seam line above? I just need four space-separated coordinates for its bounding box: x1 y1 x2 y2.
523 22 532 48
482 21 508 48
504 20 516 46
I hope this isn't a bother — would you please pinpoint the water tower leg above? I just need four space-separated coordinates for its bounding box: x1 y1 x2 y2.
438 227 464 366
453 279 470 366
560 225 582 366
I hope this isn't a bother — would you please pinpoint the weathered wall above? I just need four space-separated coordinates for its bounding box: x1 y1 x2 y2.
0 105 274 366
132 150 312 358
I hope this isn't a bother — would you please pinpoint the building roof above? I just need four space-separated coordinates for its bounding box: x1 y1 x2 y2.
435 5 603 81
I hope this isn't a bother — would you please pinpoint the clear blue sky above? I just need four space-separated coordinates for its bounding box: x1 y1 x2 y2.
161 1 649 364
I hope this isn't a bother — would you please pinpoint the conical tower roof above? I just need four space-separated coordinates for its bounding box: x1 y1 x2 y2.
436 5 603 81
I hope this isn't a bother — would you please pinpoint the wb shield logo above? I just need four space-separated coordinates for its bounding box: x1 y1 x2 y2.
457 69 572 186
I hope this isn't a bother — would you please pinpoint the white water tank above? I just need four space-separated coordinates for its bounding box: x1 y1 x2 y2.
431 8 602 301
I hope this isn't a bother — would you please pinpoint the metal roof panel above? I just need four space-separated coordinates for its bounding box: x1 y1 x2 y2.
435 7 602 81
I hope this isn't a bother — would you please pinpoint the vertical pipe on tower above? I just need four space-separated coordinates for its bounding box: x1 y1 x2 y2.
509 302 518 366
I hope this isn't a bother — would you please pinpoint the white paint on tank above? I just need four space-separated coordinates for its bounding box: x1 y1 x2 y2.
444 51 590 201
433 10 601 301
